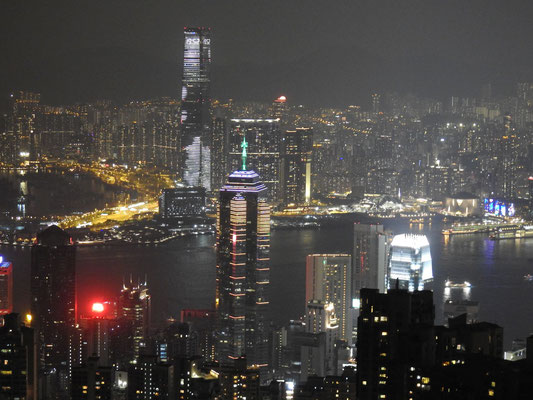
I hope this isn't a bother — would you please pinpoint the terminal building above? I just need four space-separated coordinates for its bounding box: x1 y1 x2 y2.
158 187 206 218
388 234 433 292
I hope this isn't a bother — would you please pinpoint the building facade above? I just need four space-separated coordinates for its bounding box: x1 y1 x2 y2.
180 27 212 188
216 166 270 368
30 225 76 398
388 234 433 292
281 128 313 206
305 254 352 344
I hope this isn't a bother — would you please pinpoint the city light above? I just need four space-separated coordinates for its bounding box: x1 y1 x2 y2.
25 314 32 323
92 302 105 313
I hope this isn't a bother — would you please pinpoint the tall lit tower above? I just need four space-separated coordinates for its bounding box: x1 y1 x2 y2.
31 225 76 398
180 27 212 189
216 138 270 368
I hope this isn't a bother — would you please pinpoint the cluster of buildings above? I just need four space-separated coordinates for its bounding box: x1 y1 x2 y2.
2 29 533 214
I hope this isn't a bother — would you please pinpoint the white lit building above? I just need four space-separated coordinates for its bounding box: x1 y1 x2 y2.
388 234 433 292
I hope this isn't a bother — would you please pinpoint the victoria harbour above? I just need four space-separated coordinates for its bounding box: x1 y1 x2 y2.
3 220 533 348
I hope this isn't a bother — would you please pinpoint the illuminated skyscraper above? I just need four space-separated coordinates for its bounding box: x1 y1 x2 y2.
0 256 13 315
180 27 211 189
216 141 270 368
228 119 282 202
388 234 433 292
305 254 352 344
281 127 313 206
30 225 76 398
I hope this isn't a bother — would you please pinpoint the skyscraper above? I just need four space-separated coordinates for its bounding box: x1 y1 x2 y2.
180 27 211 189
31 225 76 398
118 278 151 361
352 223 389 299
281 128 313 206
228 119 282 203
216 141 270 368
0 256 13 315
388 234 433 292
305 254 352 344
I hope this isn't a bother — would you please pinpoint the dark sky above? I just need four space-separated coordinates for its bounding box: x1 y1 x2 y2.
2 0 533 106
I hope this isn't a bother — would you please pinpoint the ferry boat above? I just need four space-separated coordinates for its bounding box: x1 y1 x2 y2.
524 274 533 282
445 279 472 288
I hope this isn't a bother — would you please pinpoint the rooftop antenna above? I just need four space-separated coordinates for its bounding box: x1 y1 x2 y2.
241 135 248 171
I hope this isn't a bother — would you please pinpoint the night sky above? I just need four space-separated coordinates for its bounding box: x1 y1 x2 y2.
2 0 533 106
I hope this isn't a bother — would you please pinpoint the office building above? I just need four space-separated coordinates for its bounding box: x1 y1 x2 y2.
0 313 37 400
180 27 211 189
281 127 313 206
118 279 151 361
79 303 113 366
216 148 270 368
218 357 260 400
71 355 112 400
306 254 352 344
300 300 340 381
356 288 435 400
31 225 76 398
180 309 216 362
352 223 388 298
0 256 13 314
128 355 173 400
228 119 282 203
210 116 228 191
158 187 206 218
388 234 433 291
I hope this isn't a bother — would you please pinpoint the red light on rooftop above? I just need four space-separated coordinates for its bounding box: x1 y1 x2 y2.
276 95 287 103
92 302 105 313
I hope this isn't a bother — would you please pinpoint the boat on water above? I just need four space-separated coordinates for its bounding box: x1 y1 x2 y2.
524 274 533 282
445 279 472 288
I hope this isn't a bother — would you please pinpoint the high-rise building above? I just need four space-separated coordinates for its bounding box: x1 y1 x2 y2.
356 288 435 400
271 96 287 121
300 300 340 381
158 187 206 218
118 279 151 361
180 27 211 189
71 355 112 400
228 119 282 203
0 313 37 400
0 256 13 314
127 355 173 400
388 234 433 291
30 225 76 398
218 357 260 400
352 224 388 299
79 302 113 367
210 116 228 191
216 146 270 368
281 128 313 206
305 254 352 344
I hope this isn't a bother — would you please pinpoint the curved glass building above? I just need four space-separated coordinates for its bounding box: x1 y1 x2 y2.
388 234 433 292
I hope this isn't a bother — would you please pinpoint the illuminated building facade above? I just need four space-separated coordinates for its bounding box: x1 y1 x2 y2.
118 279 151 360
5 91 40 164
228 119 282 203
216 163 270 368
180 27 211 189
0 257 13 314
388 234 433 292
305 254 352 344
30 225 76 398
71 355 112 400
159 187 206 218
281 128 313 205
